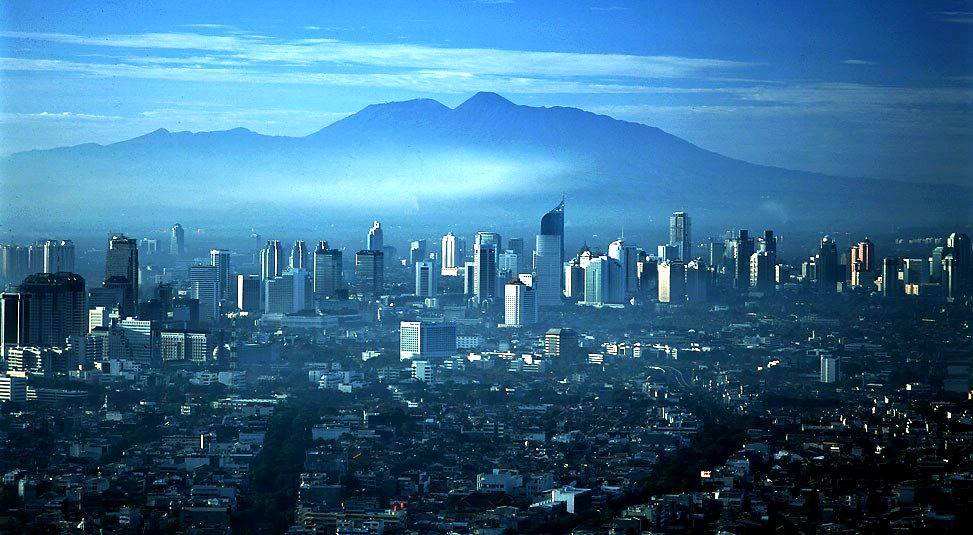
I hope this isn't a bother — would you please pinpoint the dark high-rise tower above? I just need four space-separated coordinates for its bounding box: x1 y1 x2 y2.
313 241 343 298
170 223 185 256
732 230 754 290
816 236 840 290
290 240 308 270
355 250 384 298
104 235 139 317
18 272 86 348
669 211 691 261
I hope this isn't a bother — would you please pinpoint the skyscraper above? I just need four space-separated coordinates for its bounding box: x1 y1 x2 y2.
354 250 384 297
409 239 427 265
584 256 623 305
507 238 525 272
42 240 75 274
820 355 839 383
850 238 875 287
290 240 308 270
607 239 638 297
815 236 840 291
463 261 476 296
731 230 754 290
1 292 30 352
946 232 971 297
749 251 775 291
0 244 29 283
236 274 261 312
669 211 691 261
104 235 139 318
658 260 686 303
415 260 437 297
260 240 284 283
313 241 343 299
189 265 220 322
881 257 902 297
535 200 565 306
170 223 185 256
18 272 87 348
440 233 465 277
209 249 231 301
474 232 500 302
504 279 537 327
367 221 383 252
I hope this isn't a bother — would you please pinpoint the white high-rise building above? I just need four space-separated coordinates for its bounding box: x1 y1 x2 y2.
608 239 638 297
260 240 283 282
415 260 438 297
441 233 465 276
504 279 537 327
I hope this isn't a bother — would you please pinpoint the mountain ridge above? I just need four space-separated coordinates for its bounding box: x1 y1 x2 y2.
1 92 969 230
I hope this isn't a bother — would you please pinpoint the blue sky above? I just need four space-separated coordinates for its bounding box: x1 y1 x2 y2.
1 0 971 184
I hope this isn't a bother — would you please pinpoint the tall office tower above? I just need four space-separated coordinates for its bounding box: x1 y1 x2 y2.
117 317 156 366
820 355 839 383
668 211 691 261
607 239 638 297
1 244 29 283
104 235 139 318
27 242 45 274
637 257 659 295
1 292 30 352
170 223 185 256
706 240 725 270
929 246 945 283
290 240 308 270
946 232 971 296
534 235 562 306
474 232 500 302
189 265 220 322
584 256 623 305
815 236 840 290
944 256 962 301
685 260 708 302
440 233 466 276
657 260 686 303
236 274 261 312
749 251 775 291
263 269 307 314
507 238 525 272
544 328 579 359
415 261 438 297
657 244 678 262
313 241 343 298
881 257 902 297
209 249 231 301
399 320 457 360
260 240 284 282
849 238 874 274
504 279 537 327
498 250 520 281
463 262 476 296
367 221 384 252
42 240 75 274
354 250 384 297
732 230 754 290
902 258 929 286
563 259 585 300
17 272 86 348
409 239 427 265
758 230 777 258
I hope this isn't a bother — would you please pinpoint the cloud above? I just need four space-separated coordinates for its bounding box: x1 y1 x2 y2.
842 59 876 65
936 11 973 23
0 30 756 80
0 111 125 122
303 26 321 31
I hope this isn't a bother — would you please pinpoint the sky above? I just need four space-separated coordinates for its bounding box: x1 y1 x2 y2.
1 0 971 185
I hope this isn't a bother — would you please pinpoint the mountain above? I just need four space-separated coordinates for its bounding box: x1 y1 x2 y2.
1 92 968 232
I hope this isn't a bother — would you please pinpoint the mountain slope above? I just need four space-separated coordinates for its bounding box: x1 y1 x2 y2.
1 92 968 231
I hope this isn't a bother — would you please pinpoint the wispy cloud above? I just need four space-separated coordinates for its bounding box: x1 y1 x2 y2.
936 11 973 23
842 59 876 66
0 111 125 121
0 30 756 80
